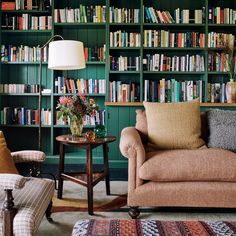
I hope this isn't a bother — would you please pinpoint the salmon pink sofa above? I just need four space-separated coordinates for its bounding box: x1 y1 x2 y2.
120 105 236 219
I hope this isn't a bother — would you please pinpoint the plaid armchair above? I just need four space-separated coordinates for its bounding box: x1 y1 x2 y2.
0 151 54 236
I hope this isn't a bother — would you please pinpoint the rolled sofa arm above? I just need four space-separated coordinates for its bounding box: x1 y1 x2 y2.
0 174 27 190
11 150 46 163
120 127 146 190
120 127 145 159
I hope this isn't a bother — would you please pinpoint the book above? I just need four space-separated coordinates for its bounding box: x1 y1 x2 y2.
1 2 16 10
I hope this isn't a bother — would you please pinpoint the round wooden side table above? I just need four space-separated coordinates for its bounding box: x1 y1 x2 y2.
56 135 116 215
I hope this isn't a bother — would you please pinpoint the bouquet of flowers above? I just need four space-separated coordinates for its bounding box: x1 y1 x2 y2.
56 94 99 123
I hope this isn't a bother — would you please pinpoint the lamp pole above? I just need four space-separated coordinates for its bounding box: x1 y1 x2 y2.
38 35 64 151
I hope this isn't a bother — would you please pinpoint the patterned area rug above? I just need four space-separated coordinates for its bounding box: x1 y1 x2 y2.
72 219 236 236
52 194 127 212
52 181 128 212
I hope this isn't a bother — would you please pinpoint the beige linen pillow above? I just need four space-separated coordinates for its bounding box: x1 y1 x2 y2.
143 100 205 149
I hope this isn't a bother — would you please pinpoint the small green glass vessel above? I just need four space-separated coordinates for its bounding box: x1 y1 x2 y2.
94 124 107 138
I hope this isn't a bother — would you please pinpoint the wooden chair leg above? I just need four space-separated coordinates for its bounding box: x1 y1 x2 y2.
3 189 17 236
46 200 53 222
128 206 140 219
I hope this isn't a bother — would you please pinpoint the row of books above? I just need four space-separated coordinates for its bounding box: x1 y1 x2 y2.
144 79 204 103
0 84 39 94
54 5 106 23
208 32 235 48
54 77 106 95
208 7 236 24
2 14 52 30
207 83 227 103
1 107 51 125
2 0 51 11
84 46 105 62
144 7 204 24
109 7 140 23
110 56 140 71
110 31 141 48
1 107 105 126
56 110 106 126
143 30 205 48
108 81 140 102
174 8 204 24
144 54 205 72
144 7 174 24
208 53 236 72
1 44 48 62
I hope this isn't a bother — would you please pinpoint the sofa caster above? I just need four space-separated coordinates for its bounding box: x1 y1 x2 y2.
129 207 140 219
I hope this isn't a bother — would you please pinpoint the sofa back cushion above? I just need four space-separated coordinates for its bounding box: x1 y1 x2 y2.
207 109 236 152
139 148 236 182
143 100 205 149
136 109 208 143
0 131 18 174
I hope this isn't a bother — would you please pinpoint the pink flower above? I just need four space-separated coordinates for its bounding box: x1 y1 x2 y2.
89 99 95 105
59 96 73 106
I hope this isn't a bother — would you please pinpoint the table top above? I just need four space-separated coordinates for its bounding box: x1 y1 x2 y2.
56 135 116 145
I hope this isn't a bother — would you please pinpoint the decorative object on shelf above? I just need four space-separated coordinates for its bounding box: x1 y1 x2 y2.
38 35 86 150
57 95 99 137
223 39 236 103
85 130 96 142
226 81 236 103
94 124 107 138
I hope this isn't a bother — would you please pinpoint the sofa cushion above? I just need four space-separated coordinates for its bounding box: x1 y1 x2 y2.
207 110 236 152
0 131 18 174
135 110 208 144
139 148 236 182
143 100 205 149
135 109 148 136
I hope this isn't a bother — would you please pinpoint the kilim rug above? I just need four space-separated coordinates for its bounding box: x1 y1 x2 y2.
72 219 236 236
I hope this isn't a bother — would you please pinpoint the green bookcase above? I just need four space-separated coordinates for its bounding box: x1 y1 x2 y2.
0 0 236 170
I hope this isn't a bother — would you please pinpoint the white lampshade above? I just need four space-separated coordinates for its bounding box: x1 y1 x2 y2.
48 40 86 70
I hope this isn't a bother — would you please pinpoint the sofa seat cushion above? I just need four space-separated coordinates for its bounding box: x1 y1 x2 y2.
0 177 54 236
139 148 236 182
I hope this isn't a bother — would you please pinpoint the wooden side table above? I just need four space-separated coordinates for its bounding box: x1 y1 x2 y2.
56 135 116 215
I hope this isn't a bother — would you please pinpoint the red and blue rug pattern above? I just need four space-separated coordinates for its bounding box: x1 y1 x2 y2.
72 219 236 236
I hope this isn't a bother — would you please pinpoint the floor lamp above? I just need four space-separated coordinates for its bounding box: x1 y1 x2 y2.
38 35 86 151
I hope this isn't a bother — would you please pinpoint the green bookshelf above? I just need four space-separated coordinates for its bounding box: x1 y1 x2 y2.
0 0 236 169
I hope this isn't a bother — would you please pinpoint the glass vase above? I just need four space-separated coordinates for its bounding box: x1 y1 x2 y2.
226 80 236 103
94 124 107 138
70 118 83 137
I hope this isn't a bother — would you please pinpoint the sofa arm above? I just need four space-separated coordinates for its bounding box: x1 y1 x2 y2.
11 150 46 163
120 127 146 190
0 174 27 190
120 127 146 159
